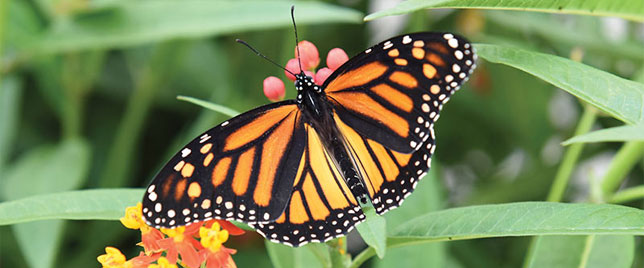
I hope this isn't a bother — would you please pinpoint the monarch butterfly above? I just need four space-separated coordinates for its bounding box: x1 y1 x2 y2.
142 28 476 247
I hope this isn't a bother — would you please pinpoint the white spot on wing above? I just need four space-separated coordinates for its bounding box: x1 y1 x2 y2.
402 35 412 44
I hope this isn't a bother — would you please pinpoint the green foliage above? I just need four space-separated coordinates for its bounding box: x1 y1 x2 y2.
392 202 644 239
355 209 387 258
365 0 644 22
0 189 143 225
525 235 635 268
1 0 642 267
27 1 364 54
475 44 644 125
564 124 644 144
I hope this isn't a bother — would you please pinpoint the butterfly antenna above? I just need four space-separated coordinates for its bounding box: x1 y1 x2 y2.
236 39 295 76
291 6 303 73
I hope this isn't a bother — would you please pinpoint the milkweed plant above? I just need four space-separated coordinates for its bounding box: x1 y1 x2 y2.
0 1 643 268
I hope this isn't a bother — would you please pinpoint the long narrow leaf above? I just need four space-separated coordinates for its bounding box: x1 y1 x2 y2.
365 0 644 22
29 1 362 54
0 189 143 225
563 124 644 144
391 202 644 243
475 44 644 124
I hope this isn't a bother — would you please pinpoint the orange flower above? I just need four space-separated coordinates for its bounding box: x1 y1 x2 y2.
199 221 238 268
105 204 241 268
98 247 159 268
121 203 164 253
201 246 237 268
159 223 204 268
147 257 177 268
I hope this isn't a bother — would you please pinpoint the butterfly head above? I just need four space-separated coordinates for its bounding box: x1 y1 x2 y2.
295 72 322 104
294 73 319 91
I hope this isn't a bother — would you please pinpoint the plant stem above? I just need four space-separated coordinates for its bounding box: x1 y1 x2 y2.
0 0 8 87
327 238 350 268
99 41 187 188
546 104 597 202
60 51 105 140
349 247 375 268
577 235 596 268
600 141 644 199
609 185 644 204
523 103 596 268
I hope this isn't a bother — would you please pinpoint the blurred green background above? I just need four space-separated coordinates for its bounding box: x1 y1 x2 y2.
1 0 643 267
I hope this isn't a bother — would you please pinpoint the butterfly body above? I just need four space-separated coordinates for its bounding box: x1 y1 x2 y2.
142 32 476 247
295 73 370 204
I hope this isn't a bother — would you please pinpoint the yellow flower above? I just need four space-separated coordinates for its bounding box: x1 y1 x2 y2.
199 222 229 252
97 247 132 268
161 226 186 243
120 202 152 233
147 257 177 268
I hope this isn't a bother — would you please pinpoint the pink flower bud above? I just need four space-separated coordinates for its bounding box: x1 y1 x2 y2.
314 67 333 85
263 76 285 102
327 48 349 70
285 59 300 81
296 40 320 70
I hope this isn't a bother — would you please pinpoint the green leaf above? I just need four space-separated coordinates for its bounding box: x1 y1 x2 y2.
0 189 143 225
364 0 644 22
475 44 644 124
391 202 644 244
177 95 240 118
0 76 21 177
1 139 91 268
375 169 446 268
485 11 644 60
265 241 324 268
12 221 64 268
585 236 635 268
354 202 644 267
356 208 387 258
265 241 296 268
2 139 91 200
563 124 644 144
29 1 363 54
525 235 634 268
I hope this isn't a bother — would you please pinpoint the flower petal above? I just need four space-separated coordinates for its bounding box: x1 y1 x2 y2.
296 40 320 70
263 76 285 102
285 59 300 80
327 48 349 70
314 67 333 85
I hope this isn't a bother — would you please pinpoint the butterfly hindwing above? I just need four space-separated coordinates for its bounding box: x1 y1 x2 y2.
250 124 366 247
325 32 476 154
142 101 306 228
333 113 435 214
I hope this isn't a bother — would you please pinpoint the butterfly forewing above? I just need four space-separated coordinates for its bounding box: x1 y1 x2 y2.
142 101 306 228
325 32 476 154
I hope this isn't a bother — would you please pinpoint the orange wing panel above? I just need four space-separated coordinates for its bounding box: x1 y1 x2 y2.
253 111 297 206
302 173 330 220
325 61 388 93
370 84 414 113
331 91 409 138
224 105 294 151
211 156 231 187
232 147 255 196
